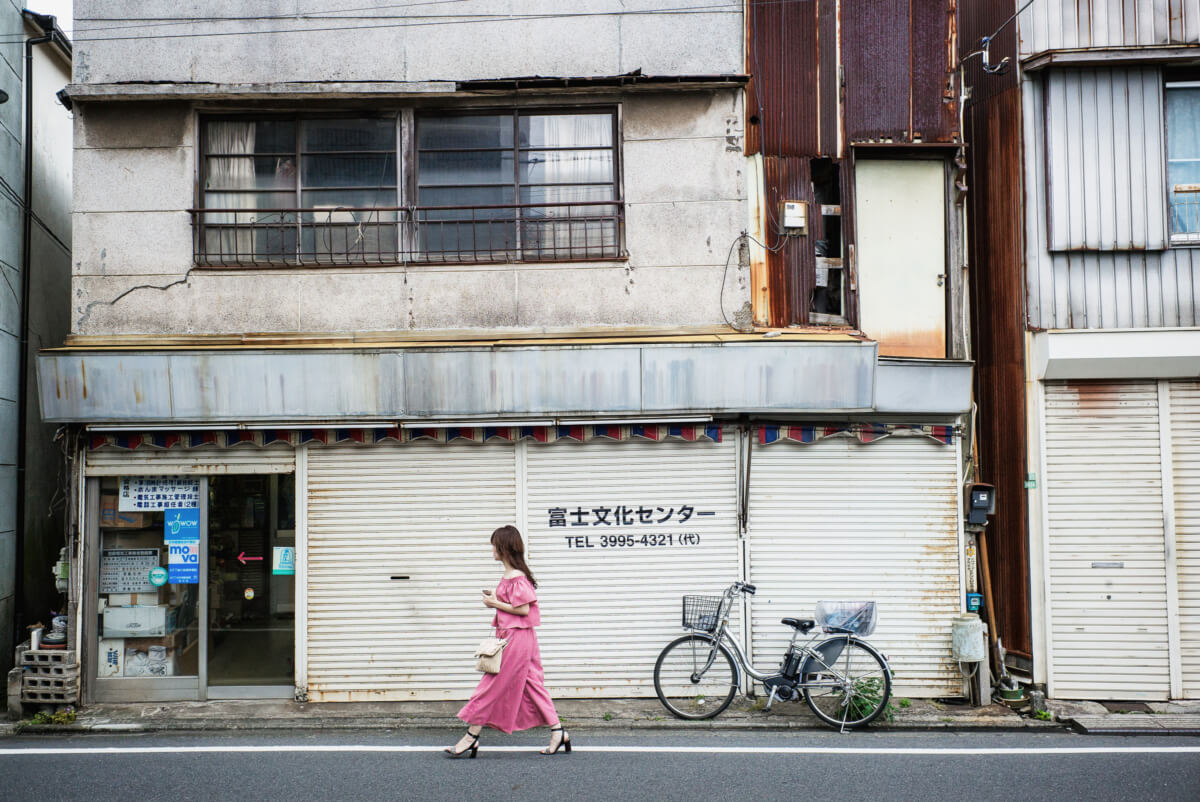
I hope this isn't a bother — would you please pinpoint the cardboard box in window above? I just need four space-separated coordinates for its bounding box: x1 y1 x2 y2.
100 495 148 529
102 604 180 638
107 591 161 606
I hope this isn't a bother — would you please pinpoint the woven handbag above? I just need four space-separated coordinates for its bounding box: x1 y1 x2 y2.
474 637 509 674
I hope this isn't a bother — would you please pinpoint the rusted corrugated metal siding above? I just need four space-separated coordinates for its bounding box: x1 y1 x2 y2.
958 0 1018 101
817 0 840 155
745 0 819 157
844 0 912 141
842 0 958 143
762 156 817 326
746 0 957 326
964 85 1033 659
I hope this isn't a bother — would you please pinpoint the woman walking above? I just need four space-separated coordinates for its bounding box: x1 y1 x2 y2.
445 525 571 758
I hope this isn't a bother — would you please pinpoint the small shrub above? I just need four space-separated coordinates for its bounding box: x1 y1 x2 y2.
897 698 912 709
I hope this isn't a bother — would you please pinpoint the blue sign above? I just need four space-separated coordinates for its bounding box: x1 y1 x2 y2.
272 546 296 576
164 508 200 543
168 540 200 584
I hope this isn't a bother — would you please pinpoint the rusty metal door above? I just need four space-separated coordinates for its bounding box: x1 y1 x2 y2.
1169 381 1200 699
854 159 948 358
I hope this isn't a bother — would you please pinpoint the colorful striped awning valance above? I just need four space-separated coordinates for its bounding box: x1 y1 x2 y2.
88 423 723 451
758 423 955 446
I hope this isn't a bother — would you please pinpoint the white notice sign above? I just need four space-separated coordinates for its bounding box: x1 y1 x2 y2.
119 477 201 511
100 548 160 594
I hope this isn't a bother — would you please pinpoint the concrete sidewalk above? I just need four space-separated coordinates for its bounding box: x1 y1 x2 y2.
3 696 1053 736
1046 699 1200 736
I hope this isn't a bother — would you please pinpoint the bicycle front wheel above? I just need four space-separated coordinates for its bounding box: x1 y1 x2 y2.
802 636 891 730
653 634 739 720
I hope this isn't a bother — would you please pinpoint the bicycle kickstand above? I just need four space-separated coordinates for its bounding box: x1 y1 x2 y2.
764 685 780 712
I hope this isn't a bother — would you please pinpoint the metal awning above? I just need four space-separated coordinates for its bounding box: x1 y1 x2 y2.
38 341 973 424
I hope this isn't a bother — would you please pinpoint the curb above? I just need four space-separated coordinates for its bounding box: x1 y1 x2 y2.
4 716 1062 736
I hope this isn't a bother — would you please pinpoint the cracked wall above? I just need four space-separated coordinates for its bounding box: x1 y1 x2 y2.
71 90 750 337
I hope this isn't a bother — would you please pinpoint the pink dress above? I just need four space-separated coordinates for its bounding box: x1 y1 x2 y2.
457 575 559 734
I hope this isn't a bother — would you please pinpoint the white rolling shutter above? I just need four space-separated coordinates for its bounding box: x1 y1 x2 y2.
85 445 295 475
305 442 517 702
747 435 962 698
1170 381 1200 698
524 436 740 698
1044 381 1170 700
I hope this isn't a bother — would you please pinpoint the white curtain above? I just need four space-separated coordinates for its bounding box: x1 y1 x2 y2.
206 122 257 260
526 115 613 256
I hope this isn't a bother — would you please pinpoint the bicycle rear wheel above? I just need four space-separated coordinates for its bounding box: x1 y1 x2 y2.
802 636 891 730
653 634 739 720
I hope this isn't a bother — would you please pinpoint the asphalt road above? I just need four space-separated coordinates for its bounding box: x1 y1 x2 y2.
2 729 1198 802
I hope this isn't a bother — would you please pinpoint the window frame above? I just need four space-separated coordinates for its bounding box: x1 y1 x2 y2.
1164 80 1200 247
193 105 626 268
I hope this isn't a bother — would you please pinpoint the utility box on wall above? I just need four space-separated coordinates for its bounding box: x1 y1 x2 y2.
966 483 995 525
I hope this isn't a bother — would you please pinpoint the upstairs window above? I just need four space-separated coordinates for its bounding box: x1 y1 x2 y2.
416 110 620 261
195 109 623 266
1166 82 1200 244
201 117 399 264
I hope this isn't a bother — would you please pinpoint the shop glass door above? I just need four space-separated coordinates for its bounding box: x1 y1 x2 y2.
206 475 296 697
92 477 204 701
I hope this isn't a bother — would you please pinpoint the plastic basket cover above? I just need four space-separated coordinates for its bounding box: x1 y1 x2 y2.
814 600 877 636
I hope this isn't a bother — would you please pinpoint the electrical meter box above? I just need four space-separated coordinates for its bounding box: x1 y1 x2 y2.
781 200 807 233
966 483 996 525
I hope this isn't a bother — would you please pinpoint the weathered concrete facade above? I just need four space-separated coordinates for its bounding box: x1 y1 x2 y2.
69 91 750 337
73 1 743 85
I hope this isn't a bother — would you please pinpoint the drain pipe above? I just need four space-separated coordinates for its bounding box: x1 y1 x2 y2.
15 11 69 649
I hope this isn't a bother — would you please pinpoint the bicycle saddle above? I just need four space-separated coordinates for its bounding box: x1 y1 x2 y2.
781 617 816 633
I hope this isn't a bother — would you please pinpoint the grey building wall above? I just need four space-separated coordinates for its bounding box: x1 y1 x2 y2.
0 0 22 681
0 4 73 677
73 1 743 85
70 90 750 337
1023 67 1200 329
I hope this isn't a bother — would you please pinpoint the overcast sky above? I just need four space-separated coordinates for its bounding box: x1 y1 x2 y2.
28 0 73 35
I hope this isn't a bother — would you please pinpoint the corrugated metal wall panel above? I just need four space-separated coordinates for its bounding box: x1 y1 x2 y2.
305 442 518 701
1020 0 1198 54
964 85 1032 656
85 445 295 475
844 0 913 141
745 0 819 157
1025 73 1200 329
1170 381 1200 697
747 436 962 698
1044 68 1167 252
526 437 740 698
1044 382 1171 700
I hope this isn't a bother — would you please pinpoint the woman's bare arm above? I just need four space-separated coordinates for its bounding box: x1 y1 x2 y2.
482 591 530 616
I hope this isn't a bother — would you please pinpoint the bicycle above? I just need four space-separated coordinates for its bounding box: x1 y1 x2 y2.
652 582 893 731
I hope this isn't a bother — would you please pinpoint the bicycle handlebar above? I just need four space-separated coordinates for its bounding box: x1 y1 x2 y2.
731 582 757 595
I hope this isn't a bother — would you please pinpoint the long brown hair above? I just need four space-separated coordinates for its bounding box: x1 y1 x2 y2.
491 525 536 587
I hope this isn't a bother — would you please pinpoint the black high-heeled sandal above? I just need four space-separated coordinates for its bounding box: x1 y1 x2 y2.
444 730 480 759
540 725 571 755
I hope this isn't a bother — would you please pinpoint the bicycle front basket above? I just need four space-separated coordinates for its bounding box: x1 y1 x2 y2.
682 595 723 632
814 600 877 636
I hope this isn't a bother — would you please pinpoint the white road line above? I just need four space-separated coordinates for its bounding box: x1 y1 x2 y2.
2 745 1199 756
